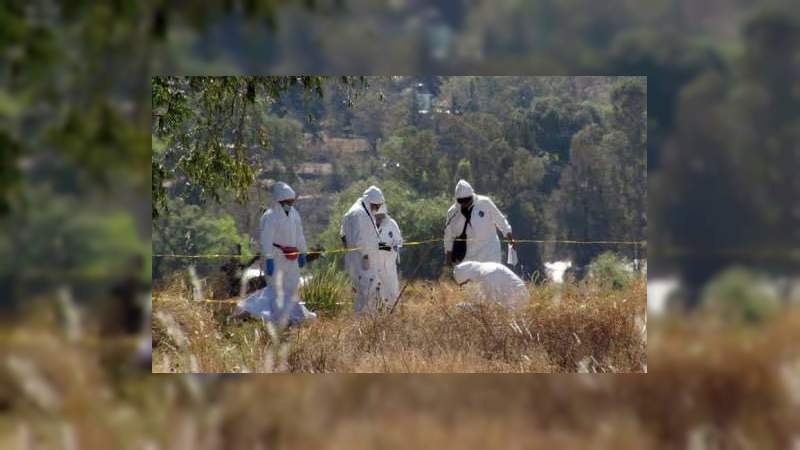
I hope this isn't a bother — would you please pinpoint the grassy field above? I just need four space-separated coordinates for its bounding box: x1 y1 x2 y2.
152 277 647 373
2 303 799 449
8 272 799 448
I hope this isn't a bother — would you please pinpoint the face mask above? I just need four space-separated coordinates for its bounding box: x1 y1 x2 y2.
457 196 473 207
282 204 292 213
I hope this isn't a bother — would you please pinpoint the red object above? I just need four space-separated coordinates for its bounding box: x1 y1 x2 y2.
273 243 300 260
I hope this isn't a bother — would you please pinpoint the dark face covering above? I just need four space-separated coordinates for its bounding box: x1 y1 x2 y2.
457 196 473 218
279 200 294 215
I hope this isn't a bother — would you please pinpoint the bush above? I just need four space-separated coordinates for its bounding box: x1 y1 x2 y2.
588 251 635 289
153 197 252 280
701 266 781 324
300 260 352 317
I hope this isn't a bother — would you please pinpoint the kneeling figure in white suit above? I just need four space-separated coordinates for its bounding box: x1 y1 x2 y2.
453 261 528 308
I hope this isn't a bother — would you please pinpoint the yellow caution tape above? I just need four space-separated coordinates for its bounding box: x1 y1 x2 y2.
153 238 644 259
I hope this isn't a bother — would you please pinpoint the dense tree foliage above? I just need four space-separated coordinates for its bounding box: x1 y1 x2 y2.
2 0 799 303
151 76 364 218
152 76 645 281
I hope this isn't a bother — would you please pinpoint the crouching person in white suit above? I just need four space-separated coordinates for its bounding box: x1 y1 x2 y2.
444 180 514 266
453 261 529 308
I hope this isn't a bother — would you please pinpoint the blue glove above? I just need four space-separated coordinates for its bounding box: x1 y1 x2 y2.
265 258 275 276
298 253 307 268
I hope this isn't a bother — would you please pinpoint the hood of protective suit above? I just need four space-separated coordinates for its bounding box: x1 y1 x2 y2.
273 182 296 202
453 261 480 284
454 180 474 199
363 185 385 204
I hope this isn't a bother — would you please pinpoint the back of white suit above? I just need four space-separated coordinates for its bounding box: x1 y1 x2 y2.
376 217 403 306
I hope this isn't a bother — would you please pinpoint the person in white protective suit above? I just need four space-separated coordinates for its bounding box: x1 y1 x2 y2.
374 204 403 307
453 261 529 307
444 179 514 266
340 185 384 313
234 182 316 325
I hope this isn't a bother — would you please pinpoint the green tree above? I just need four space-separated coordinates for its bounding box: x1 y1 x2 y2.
546 78 646 268
151 76 364 217
153 197 252 279
260 114 305 182
651 11 800 298
0 187 149 300
606 29 724 170
549 124 613 267
378 127 443 194
455 158 473 181
350 79 411 142
526 96 602 164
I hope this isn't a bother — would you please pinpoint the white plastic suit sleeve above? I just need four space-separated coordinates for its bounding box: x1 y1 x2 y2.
487 197 512 236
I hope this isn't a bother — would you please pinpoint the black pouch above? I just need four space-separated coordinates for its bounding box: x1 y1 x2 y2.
451 208 472 264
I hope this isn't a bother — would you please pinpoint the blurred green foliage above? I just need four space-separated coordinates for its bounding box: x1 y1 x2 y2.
701 266 781 324
2 0 799 305
0 187 149 300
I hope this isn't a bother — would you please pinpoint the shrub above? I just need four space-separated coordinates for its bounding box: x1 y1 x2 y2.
588 251 635 289
701 266 781 324
300 261 352 317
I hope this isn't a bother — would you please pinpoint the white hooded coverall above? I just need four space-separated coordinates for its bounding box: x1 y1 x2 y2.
340 185 384 313
453 261 528 307
236 182 316 324
375 204 403 307
444 180 512 264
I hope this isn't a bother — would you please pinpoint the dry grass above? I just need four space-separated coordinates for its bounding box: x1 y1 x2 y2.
1 306 800 448
6 277 799 449
151 278 646 373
